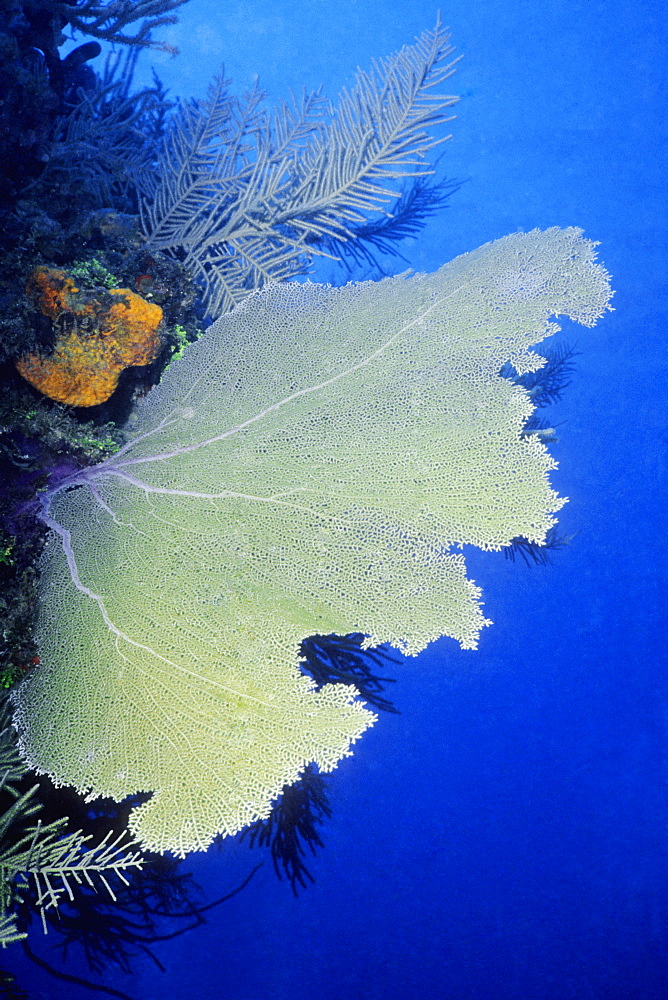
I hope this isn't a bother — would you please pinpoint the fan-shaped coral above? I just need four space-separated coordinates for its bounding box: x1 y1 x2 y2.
11 228 613 856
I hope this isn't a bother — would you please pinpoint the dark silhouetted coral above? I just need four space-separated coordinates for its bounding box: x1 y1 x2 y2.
300 632 401 714
241 764 332 895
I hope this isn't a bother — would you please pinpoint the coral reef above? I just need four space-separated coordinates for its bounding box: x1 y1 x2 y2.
0 8 611 982
0 698 142 946
135 20 460 316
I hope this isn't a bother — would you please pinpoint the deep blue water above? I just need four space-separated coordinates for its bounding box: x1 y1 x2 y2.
4 1 667 998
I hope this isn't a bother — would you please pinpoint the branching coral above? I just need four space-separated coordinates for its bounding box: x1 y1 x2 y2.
134 18 460 317
22 0 190 52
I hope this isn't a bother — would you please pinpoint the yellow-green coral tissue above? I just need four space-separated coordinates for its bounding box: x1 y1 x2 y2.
12 227 613 857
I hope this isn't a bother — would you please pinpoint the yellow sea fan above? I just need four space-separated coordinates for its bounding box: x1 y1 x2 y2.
12 228 612 856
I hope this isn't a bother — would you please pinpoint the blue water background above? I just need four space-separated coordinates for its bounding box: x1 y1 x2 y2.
5 1 667 997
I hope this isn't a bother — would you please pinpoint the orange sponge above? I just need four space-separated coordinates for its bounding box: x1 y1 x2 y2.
16 266 163 407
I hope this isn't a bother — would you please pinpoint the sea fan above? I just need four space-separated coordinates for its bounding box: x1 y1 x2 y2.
11 229 612 856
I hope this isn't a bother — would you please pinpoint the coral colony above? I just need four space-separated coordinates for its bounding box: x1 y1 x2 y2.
15 229 611 856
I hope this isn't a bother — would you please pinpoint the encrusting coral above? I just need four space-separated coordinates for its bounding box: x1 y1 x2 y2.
15 266 163 407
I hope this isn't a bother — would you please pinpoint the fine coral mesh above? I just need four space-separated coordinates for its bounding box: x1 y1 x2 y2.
12 228 612 855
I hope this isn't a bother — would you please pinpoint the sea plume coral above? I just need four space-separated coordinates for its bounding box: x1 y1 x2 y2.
134 18 460 317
